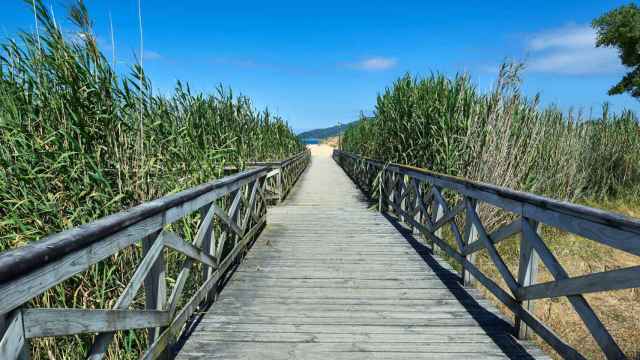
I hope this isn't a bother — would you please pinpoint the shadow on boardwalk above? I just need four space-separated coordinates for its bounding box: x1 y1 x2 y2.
383 212 538 360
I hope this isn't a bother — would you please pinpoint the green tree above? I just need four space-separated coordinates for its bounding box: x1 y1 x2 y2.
593 4 640 98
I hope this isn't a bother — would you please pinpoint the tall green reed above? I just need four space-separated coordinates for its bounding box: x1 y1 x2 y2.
342 63 640 209
0 1 302 358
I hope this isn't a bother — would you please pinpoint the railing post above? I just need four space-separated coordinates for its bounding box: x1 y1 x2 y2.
516 217 540 339
399 176 407 223
412 180 422 236
200 204 216 303
431 193 444 256
276 168 283 203
0 309 29 360
378 170 385 213
462 200 479 286
143 231 166 346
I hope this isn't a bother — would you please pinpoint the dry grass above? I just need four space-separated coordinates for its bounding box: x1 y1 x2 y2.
342 62 640 358
466 201 640 359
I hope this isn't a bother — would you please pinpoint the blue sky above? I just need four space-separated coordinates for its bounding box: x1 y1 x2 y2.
2 1 638 132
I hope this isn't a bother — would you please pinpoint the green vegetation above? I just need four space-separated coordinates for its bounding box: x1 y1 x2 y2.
342 63 640 204
297 120 359 140
341 64 640 358
593 3 640 98
0 1 302 358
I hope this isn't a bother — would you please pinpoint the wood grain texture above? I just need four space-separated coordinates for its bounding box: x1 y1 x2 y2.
0 310 26 360
334 149 637 360
176 145 547 360
23 309 169 338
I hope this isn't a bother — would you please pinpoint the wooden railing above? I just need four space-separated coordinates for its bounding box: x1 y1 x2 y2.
333 149 640 360
247 149 310 203
0 149 310 359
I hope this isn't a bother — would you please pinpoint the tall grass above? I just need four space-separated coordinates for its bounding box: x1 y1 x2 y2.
343 63 640 206
0 1 302 358
342 63 640 358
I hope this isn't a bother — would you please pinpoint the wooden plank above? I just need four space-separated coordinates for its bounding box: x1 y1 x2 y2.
142 216 266 360
382 198 578 359
336 151 640 257
431 188 444 254
87 233 165 360
143 231 166 345
0 170 267 316
215 190 243 259
515 219 539 339
517 264 640 300
178 342 549 360
210 204 243 237
199 204 216 288
163 231 217 268
165 204 220 319
521 218 624 359
193 323 508 335
462 217 521 256
240 180 260 233
176 147 546 360
22 309 169 338
0 310 26 360
432 190 465 251
465 198 520 296
0 167 268 283
462 200 479 286
186 331 514 343
0 213 162 316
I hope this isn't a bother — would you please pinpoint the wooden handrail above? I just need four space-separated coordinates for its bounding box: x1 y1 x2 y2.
333 149 639 360
0 150 310 359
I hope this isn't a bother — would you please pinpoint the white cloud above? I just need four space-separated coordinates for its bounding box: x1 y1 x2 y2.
143 50 162 61
528 24 595 51
526 24 622 75
353 57 397 71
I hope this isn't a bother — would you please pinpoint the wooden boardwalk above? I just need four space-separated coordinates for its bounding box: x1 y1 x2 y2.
177 145 548 359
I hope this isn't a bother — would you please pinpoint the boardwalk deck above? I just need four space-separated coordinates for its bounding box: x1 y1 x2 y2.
176 145 549 359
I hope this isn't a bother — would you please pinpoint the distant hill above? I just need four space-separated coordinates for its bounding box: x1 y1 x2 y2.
298 121 359 140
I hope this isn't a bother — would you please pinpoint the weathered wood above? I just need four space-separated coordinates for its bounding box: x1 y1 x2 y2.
177 146 545 360
521 219 624 359
0 213 162 315
431 188 444 254
517 264 640 300
240 180 260 233
462 217 522 256
143 216 266 359
163 231 217 269
400 211 582 359
462 200 479 287
199 204 215 288
0 310 26 360
23 309 169 338
210 204 243 237
143 231 167 345
0 170 269 316
432 190 465 251
166 199 228 320
0 167 269 283
334 150 640 359
335 150 640 256
0 149 310 360
465 198 520 296
87 230 166 359
515 218 539 339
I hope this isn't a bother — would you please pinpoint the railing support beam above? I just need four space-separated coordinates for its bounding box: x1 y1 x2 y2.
462 200 479 287
516 218 539 339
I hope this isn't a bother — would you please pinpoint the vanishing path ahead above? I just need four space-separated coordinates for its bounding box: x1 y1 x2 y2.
177 145 548 359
